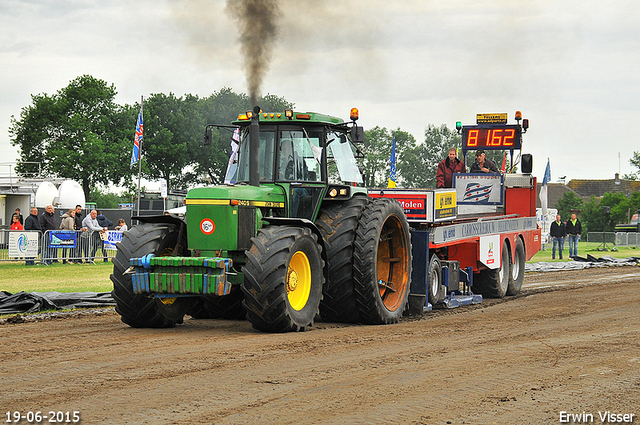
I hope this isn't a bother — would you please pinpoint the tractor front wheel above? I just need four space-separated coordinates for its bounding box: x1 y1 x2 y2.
111 223 191 328
241 226 324 332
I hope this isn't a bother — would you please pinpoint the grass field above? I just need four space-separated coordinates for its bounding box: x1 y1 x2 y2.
0 261 114 294
1 242 639 295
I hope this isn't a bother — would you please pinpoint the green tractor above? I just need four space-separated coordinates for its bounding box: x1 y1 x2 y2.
110 106 412 332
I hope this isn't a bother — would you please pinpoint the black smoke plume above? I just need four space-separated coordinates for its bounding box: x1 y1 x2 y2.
226 0 280 106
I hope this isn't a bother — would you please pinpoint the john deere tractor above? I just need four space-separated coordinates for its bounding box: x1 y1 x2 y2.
110 106 412 332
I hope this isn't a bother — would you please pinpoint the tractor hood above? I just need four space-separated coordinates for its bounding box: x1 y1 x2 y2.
186 184 286 207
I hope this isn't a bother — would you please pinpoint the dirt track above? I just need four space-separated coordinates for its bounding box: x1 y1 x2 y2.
2 267 639 425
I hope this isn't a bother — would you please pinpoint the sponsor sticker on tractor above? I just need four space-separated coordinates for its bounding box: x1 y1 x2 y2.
200 218 215 235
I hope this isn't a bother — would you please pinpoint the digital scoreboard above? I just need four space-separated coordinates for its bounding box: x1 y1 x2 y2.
461 125 522 150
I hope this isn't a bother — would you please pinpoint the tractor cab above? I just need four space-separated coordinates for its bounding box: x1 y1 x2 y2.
228 108 365 220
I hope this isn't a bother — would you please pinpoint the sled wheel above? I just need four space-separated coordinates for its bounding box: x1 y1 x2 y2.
354 198 412 325
507 237 526 295
110 223 191 328
188 286 246 320
316 194 370 323
428 254 446 305
241 226 324 332
475 239 511 298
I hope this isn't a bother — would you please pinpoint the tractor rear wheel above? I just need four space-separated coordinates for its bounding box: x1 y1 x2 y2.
316 194 370 323
241 226 324 332
111 223 192 328
353 198 412 325
507 238 526 295
474 239 511 298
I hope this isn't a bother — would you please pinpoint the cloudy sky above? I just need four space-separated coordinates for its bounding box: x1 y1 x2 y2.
1 0 639 186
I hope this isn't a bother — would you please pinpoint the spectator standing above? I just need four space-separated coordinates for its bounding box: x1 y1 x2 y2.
549 214 566 260
10 214 24 230
470 149 499 173
436 147 466 188
115 219 128 232
96 210 113 262
24 207 41 265
14 208 24 225
74 205 87 263
82 210 106 263
59 209 76 264
566 213 583 258
39 204 57 265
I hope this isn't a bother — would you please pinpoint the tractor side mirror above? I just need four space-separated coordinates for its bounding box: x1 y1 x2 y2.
351 126 364 143
204 126 213 146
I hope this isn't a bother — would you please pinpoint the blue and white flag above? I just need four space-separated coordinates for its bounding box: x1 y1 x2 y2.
539 158 551 216
388 137 396 188
131 106 143 168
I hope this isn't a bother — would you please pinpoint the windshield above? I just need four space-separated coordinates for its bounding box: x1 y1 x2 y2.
327 130 363 184
236 129 275 182
278 129 322 182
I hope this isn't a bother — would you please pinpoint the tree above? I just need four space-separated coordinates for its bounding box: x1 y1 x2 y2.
10 75 130 199
554 191 584 221
141 93 206 191
624 151 640 180
88 187 130 209
359 127 415 188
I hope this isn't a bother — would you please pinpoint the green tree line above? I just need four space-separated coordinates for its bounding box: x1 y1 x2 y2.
555 190 640 232
10 75 473 200
14 75 639 208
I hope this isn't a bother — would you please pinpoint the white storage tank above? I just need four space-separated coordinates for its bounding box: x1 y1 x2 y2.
58 180 85 210
35 181 59 208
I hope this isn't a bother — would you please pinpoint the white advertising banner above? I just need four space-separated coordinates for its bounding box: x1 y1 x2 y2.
103 230 124 250
8 232 40 258
455 174 503 205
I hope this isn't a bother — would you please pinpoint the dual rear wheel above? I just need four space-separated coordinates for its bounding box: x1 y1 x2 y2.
474 238 526 298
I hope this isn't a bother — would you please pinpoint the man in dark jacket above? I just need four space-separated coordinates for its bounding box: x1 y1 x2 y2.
565 213 583 257
23 207 41 265
470 149 499 173
436 147 466 188
39 204 56 264
549 214 566 259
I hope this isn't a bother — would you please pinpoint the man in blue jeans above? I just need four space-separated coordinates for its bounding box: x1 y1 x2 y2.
565 213 582 258
549 214 566 259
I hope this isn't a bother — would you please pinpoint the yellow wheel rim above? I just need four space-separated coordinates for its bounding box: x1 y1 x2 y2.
287 251 311 311
160 297 177 305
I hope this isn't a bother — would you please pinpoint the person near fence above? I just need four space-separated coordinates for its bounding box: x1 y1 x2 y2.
59 209 76 264
39 204 57 265
566 213 583 258
14 208 24 226
96 210 113 262
549 214 566 260
73 205 87 263
10 214 23 230
24 207 41 265
115 218 128 232
82 210 107 264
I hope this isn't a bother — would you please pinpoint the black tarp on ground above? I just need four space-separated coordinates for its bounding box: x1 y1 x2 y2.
0 291 115 315
525 256 640 273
